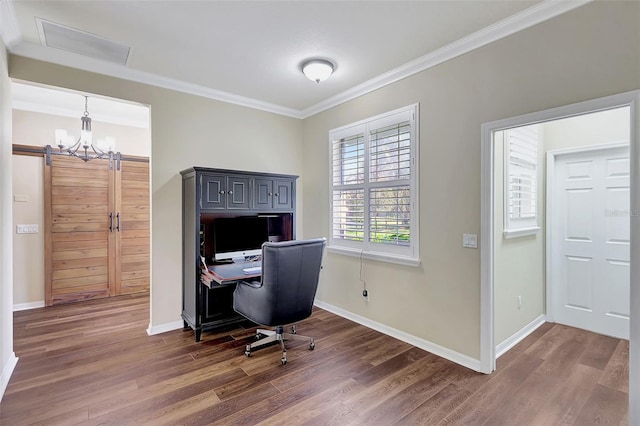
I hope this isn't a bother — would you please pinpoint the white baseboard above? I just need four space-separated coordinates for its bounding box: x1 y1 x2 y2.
13 301 45 311
495 314 546 358
313 300 482 372
0 352 18 402
146 319 184 336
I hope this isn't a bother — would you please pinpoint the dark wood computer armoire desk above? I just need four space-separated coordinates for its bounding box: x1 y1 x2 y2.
181 167 297 341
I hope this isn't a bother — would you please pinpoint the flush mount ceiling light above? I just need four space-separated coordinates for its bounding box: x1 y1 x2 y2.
301 59 335 83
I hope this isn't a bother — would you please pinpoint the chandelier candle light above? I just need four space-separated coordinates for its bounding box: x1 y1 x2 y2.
55 96 116 162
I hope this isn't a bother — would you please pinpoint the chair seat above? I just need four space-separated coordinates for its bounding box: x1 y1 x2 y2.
233 238 326 364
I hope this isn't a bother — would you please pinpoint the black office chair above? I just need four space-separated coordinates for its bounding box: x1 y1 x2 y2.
233 237 326 365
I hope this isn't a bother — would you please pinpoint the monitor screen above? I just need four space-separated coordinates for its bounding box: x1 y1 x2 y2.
213 216 269 261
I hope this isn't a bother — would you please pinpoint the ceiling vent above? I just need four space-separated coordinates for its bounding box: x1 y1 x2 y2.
36 18 131 66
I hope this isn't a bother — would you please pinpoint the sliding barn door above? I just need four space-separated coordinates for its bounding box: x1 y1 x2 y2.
45 154 150 306
115 160 150 295
45 155 113 305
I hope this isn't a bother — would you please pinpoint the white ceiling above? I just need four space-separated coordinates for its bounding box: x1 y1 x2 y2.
2 1 589 118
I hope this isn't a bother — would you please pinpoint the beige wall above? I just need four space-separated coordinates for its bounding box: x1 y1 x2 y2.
493 129 545 346
0 42 15 399
11 155 44 306
11 110 151 307
302 1 640 359
8 58 304 328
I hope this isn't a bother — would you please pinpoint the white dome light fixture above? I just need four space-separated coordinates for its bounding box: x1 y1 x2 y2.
302 58 335 83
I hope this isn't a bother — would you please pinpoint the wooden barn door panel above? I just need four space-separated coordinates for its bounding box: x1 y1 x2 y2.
115 160 150 295
45 155 113 306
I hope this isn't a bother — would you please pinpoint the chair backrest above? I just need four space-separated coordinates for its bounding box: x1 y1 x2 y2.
234 237 326 326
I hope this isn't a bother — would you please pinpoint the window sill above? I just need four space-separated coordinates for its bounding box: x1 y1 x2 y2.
503 226 541 239
327 245 421 267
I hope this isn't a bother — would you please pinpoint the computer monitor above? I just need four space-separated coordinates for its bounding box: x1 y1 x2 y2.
213 216 269 261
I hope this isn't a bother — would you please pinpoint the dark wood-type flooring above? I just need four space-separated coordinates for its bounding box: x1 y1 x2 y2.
0 293 629 425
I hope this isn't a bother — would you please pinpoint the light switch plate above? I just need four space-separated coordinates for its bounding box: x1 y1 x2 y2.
463 233 478 248
17 224 39 234
14 194 28 202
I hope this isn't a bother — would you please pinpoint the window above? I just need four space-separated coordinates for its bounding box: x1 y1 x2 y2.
503 124 540 238
329 104 419 265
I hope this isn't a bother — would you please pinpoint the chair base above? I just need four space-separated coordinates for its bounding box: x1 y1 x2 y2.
244 325 315 365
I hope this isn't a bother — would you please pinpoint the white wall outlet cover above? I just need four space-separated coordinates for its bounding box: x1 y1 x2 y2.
14 194 28 202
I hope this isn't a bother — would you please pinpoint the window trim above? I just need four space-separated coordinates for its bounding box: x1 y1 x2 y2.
328 103 420 266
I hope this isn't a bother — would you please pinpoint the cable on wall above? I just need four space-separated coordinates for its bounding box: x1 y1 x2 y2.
360 250 368 298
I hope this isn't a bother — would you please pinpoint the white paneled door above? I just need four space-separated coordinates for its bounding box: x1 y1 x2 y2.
550 145 630 339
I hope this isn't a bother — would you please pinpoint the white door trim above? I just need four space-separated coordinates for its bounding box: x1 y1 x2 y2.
480 89 640 426
545 141 630 326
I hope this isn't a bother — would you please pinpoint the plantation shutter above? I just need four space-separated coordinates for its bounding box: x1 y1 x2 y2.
331 131 365 243
505 125 538 233
368 121 411 245
329 104 419 264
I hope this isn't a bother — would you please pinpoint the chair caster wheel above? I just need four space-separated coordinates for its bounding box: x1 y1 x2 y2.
309 342 315 350
281 357 287 365
245 345 251 357
291 326 296 334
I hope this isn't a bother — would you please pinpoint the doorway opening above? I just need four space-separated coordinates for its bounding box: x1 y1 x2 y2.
480 91 640 419
10 81 151 310
493 107 630 356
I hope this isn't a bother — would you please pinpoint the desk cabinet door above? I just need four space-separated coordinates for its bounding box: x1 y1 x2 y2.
203 285 237 322
254 178 274 210
201 174 226 209
253 178 294 210
226 176 251 210
274 179 294 210
201 174 251 210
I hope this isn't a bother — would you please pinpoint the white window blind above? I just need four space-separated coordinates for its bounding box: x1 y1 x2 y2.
504 124 539 237
329 104 419 265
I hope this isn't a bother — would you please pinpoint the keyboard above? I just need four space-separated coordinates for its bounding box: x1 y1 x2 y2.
242 266 261 274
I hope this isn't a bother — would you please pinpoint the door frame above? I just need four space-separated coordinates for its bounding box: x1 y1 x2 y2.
480 89 640 422
546 142 630 330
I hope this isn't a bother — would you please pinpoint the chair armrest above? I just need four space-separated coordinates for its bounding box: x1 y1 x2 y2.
238 280 262 288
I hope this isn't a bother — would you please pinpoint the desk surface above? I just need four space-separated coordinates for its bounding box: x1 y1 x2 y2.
206 261 261 286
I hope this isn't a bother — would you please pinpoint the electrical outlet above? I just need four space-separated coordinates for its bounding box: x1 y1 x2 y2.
517 295 522 309
362 289 370 302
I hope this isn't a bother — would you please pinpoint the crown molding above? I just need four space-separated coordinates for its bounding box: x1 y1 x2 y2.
9 42 303 119
4 0 591 120
299 0 593 118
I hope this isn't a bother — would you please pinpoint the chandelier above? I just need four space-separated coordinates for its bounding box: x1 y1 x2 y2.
54 96 116 162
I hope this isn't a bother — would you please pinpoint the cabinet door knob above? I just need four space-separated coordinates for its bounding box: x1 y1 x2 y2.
228 190 233 195
268 192 273 196
274 193 279 197
219 190 225 195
